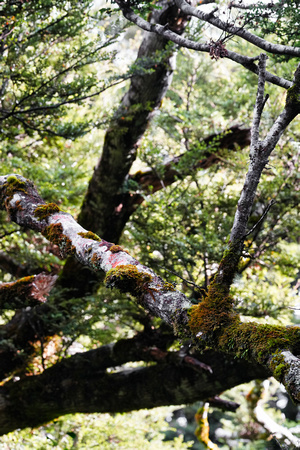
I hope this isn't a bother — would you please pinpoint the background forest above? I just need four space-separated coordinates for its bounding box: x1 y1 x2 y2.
0 0 300 448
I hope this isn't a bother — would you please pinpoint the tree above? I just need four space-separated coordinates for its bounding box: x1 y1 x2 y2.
0 0 300 446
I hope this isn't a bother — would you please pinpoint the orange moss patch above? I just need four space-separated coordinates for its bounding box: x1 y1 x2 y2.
110 244 128 253
188 283 238 336
90 253 102 269
42 223 75 256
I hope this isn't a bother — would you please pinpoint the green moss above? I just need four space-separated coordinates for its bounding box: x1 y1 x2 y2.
286 84 300 106
0 276 35 309
268 351 289 382
34 203 60 221
105 264 153 295
214 240 242 289
273 363 286 380
161 281 175 292
188 274 300 363
188 281 239 337
6 175 26 188
286 67 300 111
219 322 300 364
43 223 75 256
1 175 27 208
77 231 102 242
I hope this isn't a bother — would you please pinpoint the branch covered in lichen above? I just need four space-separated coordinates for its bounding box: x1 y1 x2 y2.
212 61 300 292
0 174 191 328
2 174 300 402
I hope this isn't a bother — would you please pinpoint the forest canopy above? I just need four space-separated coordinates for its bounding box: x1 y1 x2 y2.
0 0 300 448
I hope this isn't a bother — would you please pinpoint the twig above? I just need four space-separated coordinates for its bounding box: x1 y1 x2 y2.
244 199 276 237
156 264 200 289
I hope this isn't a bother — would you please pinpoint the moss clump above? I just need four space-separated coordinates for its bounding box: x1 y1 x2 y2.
161 281 175 292
286 67 300 111
34 203 60 221
273 363 287 381
286 84 300 109
214 240 242 289
188 281 238 337
78 231 101 242
1 175 27 208
268 351 289 382
105 264 153 294
6 175 26 190
110 244 125 253
90 253 102 269
43 223 75 256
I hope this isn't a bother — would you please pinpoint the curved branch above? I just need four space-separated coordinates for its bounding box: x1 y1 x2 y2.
0 175 192 327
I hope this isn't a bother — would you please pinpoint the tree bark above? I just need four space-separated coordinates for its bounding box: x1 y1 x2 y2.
1 174 300 402
0 348 267 435
78 0 194 241
59 0 198 296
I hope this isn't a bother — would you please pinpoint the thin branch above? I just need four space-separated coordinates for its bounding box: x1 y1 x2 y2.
157 264 200 289
4 35 119 119
5 78 128 125
229 63 300 245
115 1 292 89
251 53 268 149
174 0 300 57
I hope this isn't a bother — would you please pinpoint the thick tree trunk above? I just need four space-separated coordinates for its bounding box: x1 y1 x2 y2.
60 0 196 295
78 0 192 241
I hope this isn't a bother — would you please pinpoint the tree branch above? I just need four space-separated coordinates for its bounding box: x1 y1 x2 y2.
229 63 300 248
2 174 300 403
0 348 267 435
251 53 268 148
115 0 293 89
0 174 192 327
174 0 300 56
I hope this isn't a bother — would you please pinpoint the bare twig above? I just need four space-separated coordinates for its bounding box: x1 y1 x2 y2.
244 199 276 237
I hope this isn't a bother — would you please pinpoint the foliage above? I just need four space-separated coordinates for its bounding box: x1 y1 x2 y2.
0 408 192 449
0 0 300 447
244 0 300 48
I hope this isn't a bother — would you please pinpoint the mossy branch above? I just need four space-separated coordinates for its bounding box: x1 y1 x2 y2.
2 174 300 402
